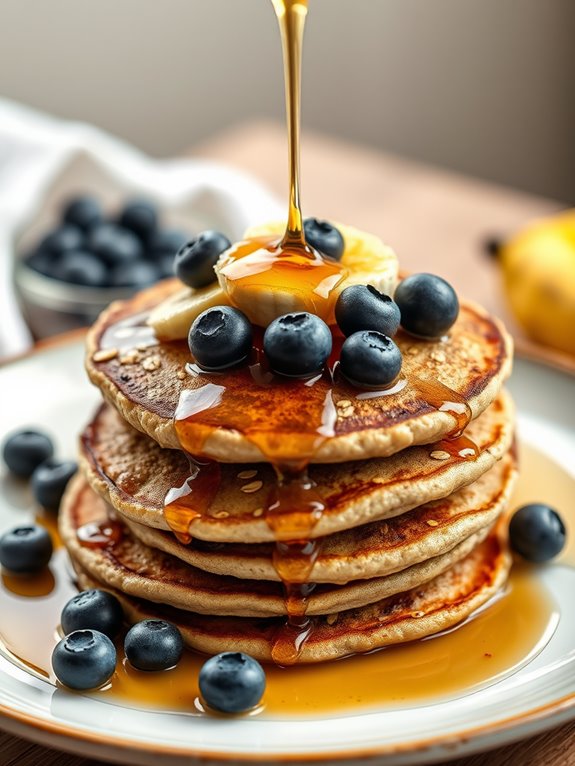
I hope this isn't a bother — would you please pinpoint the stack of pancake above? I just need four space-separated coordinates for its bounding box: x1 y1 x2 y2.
61 278 516 664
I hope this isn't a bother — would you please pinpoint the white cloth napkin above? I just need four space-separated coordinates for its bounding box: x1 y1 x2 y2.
0 99 283 359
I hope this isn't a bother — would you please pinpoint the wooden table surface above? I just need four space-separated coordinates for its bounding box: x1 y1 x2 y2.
1 121 573 765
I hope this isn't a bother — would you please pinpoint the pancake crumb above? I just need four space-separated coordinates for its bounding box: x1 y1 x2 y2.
93 348 118 363
326 613 338 625
252 507 264 517
119 349 141 364
142 356 161 372
411 611 425 618
431 351 446 363
176 370 187 380
214 511 229 518
241 480 263 494
426 519 439 527
430 450 451 460
337 399 352 408
238 470 258 480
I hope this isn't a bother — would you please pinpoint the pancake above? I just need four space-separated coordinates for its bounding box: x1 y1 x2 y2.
85 279 512 463
61 475 497 617
73 527 511 663
80 393 515 543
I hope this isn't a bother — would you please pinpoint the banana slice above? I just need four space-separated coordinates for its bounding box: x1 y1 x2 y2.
216 221 398 326
148 222 398 338
147 283 229 340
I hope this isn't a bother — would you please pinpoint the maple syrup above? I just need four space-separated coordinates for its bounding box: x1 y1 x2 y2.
0 442 569 715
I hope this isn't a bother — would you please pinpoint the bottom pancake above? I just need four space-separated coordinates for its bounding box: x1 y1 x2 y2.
74 528 511 664
62 475 498 618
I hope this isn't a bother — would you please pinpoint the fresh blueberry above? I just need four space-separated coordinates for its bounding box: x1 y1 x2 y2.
263 312 332 378
158 252 176 279
25 249 56 277
189 306 252 371
52 630 116 690
53 250 109 287
118 200 158 242
335 285 401 337
110 261 159 289
61 589 124 639
304 218 345 260
62 196 103 232
339 330 402 389
31 458 77 508
199 652 265 714
509 504 566 563
0 525 53 573
40 225 84 257
2 429 54 478
89 224 143 266
148 229 189 258
175 231 231 288
394 273 459 339
124 619 183 671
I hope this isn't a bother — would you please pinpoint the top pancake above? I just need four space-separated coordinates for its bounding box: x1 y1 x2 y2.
86 279 512 464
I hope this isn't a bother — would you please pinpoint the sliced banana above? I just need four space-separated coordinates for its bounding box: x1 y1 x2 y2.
148 222 399 338
147 283 229 340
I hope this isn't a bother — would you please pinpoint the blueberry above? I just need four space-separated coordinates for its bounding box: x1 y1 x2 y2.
53 250 109 287
148 229 189 258
175 231 231 288
62 196 103 232
110 261 159 289
52 630 116 690
339 331 402 389
509 504 566 563
31 458 77 508
124 619 183 671
158 252 176 279
263 312 332 378
118 200 158 242
0 525 53 573
304 218 345 260
40 225 84 257
189 306 252 371
25 249 56 277
2 429 54 478
394 273 459 339
199 652 265 714
335 285 401 337
61 589 124 639
89 224 143 266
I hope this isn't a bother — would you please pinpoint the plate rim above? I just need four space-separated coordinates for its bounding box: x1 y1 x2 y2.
1 332 574 763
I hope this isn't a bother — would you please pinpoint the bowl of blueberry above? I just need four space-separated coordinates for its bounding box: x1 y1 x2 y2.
14 194 191 339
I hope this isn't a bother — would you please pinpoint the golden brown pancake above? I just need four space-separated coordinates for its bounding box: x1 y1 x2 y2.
80 393 515 542
61 475 498 617
85 280 512 463
73 527 511 663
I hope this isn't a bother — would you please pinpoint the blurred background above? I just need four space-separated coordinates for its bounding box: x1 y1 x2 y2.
0 0 574 202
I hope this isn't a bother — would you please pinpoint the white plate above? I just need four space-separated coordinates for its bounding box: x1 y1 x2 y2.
0 338 574 766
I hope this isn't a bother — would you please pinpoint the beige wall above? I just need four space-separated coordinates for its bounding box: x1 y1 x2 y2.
0 0 573 201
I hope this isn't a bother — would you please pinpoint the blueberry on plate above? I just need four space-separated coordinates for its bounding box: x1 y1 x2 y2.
89 223 143 266
2 429 54 478
53 250 109 287
110 261 159 289
335 285 401 337
61 589 124 639
339 330 402 389
40 225 84 257
52 630 116 690
31 458 77 508
394 273 459 339
175 231 231 288
0 525 53 573
62 196 103 232
124 619 183 671
263 312 332 377
118 200 158 242
509 504 566 563
189 306 252 371
199 652 265 714
304 218 345 260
